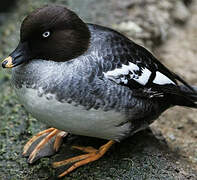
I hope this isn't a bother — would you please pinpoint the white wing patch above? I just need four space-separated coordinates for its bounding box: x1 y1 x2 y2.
136 68 152 85
104 62 151 85
104 62 175 86
153 71 175 85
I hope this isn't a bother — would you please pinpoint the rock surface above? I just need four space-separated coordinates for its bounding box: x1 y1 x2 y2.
152 0 197 170
0 0 196 179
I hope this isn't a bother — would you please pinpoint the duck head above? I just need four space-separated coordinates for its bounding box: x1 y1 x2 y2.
2 4 90 68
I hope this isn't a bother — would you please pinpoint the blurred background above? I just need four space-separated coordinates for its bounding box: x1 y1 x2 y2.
0 0 196 179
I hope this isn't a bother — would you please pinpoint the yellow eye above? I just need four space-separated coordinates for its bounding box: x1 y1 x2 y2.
42 31 50 38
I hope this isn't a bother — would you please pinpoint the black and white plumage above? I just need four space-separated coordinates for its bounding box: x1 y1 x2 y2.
9 23 197 140
2 5 197 176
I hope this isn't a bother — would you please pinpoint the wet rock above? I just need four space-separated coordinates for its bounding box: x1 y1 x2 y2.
172 1 191 24
112 21 143 39
112 0 176 49
168 133 176 141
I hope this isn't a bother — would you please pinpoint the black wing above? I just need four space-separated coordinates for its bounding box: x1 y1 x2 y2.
89 24 194 99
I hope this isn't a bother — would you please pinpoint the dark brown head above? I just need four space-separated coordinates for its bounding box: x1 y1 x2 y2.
2 4 90 68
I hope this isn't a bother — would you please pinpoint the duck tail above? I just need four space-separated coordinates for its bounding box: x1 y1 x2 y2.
171 85 197 108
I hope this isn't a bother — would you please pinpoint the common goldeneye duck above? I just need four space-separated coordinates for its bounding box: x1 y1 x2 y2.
2 4 197 178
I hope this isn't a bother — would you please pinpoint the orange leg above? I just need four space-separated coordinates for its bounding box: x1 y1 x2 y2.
23 128 68 163
53 140 115 178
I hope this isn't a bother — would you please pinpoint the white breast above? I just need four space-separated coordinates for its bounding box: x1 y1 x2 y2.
14 86 131 141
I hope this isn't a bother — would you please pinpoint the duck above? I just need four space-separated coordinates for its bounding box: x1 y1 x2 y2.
2 4 197 178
